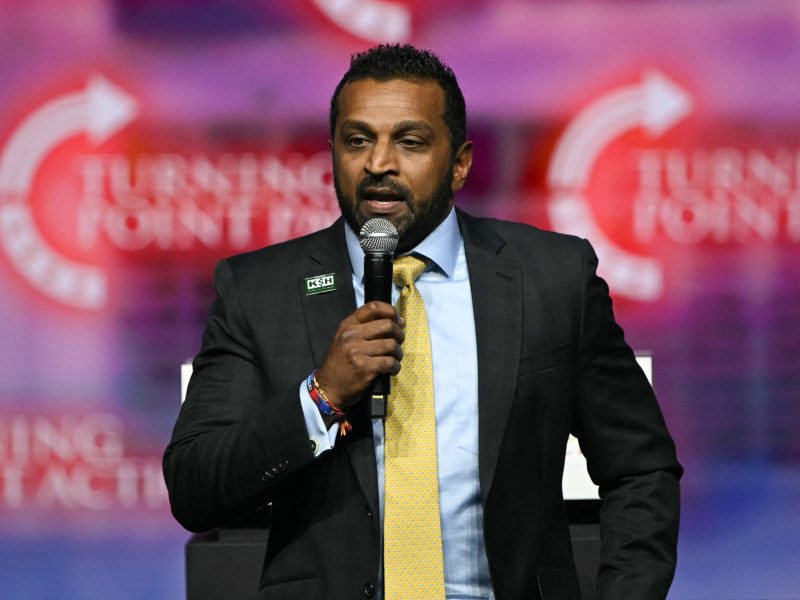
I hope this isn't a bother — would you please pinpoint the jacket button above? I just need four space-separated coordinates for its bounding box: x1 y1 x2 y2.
366 506 373 519
363 582 375 597
260 472 271 482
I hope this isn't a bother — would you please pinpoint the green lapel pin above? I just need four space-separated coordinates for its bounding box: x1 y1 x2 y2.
304 273 336 295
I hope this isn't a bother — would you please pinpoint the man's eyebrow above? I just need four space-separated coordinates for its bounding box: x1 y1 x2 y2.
339 119 373 132
394 120 434 136
338 119 435 136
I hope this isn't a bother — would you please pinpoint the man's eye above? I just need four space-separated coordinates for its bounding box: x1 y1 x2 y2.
399 138 424 148
347 136 370 147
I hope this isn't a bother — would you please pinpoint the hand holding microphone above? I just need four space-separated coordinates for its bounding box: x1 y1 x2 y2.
315 219 400 419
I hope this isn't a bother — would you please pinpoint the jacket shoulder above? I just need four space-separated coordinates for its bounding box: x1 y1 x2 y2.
458 211 585 252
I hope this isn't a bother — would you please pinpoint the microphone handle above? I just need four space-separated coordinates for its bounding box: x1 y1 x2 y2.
363 252 393 419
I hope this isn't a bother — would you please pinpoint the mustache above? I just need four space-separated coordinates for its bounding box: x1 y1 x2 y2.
355 176 412 203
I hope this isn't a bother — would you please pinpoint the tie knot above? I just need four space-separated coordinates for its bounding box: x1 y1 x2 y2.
393 254 429 287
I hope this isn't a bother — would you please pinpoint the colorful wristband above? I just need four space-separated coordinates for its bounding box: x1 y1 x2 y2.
306 370 352 435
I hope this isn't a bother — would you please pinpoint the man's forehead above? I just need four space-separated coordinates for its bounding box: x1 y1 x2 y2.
336 78 446 126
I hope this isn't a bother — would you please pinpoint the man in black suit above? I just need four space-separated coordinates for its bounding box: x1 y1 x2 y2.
164 44 682 599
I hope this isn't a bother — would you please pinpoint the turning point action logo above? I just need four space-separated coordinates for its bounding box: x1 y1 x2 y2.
0 75 137 310
0 74 337 311
546 69 800 302
547 70 693 302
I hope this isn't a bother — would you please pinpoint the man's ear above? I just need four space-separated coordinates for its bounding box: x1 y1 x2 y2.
451 141 474 192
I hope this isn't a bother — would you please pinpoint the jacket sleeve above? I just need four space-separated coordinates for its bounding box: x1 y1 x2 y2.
572 239 683 599
162 259 316 533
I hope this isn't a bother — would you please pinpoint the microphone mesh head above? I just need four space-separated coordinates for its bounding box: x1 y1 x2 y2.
359 218 399 254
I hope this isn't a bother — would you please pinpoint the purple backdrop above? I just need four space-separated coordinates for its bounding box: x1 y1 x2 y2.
1 1 798 597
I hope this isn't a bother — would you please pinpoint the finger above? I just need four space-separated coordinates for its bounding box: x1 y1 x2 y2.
353 301 397 324
372 355 401 376
362 318 405 342
363 338 403 360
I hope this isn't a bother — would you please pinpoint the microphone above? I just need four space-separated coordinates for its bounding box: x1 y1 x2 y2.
359 218 399 419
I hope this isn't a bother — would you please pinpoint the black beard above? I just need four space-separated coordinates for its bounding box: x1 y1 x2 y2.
334 167 454 254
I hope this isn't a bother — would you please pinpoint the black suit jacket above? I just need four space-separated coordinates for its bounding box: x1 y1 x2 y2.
164 210 682 600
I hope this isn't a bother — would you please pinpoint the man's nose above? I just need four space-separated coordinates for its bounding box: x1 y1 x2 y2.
365 139 399 176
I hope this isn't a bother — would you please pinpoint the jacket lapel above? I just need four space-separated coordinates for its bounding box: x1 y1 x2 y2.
458 211 523 506
300 219 356 367
299 219 380 521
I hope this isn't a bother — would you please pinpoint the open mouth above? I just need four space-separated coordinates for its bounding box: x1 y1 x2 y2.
361 188 406 212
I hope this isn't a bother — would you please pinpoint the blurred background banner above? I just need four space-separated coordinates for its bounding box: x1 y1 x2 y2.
1 1 798 598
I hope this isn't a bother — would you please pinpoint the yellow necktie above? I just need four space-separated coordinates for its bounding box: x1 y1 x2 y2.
384 254 445 599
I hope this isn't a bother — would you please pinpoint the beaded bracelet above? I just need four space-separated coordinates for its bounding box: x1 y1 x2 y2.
306 370 352 436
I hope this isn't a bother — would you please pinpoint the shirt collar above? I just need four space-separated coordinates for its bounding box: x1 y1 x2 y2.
344 207 461 281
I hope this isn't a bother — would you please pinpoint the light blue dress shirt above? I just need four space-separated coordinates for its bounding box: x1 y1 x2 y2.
300 208 494 599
